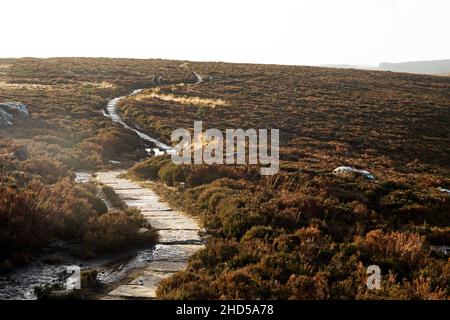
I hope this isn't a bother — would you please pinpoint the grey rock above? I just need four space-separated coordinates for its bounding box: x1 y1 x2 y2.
333 166 375 180
0 102 30 127
437 187 450 194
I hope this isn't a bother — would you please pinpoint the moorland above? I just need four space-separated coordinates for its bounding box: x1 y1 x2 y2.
0 57 449 299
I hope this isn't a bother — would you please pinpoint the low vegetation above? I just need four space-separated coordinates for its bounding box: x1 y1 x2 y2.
123 62 449 300
101 184 127 209
1 58 448 299
0 58 179 269
127 155 449 299
0 146 158 270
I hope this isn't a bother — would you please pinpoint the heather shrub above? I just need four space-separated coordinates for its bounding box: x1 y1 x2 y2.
0 186 50 263
83 210 157 254
127 156 171 180
23 157 68 183
157 272 218 299
101 184 126 209
190 240 240 269
360 230 426 266
221 268 261 299
287 272 330 299
241 226 277 243
0 175 155 265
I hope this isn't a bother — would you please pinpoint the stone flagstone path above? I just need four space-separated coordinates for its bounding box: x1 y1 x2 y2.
96 171 204 299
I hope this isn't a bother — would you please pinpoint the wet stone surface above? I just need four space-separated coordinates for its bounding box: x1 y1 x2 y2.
95 171 205 299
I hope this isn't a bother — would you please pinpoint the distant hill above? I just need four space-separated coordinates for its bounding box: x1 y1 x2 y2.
320 64 377 70
378 59 450 75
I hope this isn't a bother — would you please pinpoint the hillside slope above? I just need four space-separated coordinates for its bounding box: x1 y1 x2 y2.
121 62 450 299
379 59 450 74
1 58 449 299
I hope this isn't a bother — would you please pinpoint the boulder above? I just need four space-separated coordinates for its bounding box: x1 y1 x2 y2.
0 108 13 126
0 102 30 127
437 187 450 194
333 166 375 180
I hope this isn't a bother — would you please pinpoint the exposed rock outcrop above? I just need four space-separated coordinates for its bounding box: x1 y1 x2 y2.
437 187 450 195
333 166 375 180
0 102 30 127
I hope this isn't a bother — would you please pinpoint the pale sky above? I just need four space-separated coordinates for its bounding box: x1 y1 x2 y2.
1 0 449 66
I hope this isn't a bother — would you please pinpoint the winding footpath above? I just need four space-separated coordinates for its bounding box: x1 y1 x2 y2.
97 72 205 299
106 89 176 154
0 71 206 300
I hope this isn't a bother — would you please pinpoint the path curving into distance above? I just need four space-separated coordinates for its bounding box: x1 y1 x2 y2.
104 71 203 156
0 71 206 300
98 71 206 299
106 88 176 155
